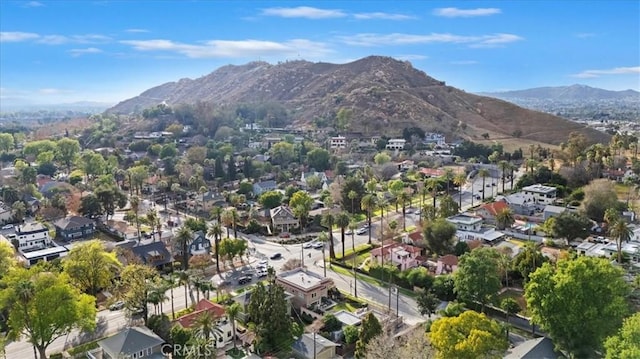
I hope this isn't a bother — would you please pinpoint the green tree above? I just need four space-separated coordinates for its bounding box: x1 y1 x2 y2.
11 201 26 223
119 264 158 325
581 179 623 222
438 194 459 218
374 152 391 165
417 289 439 318
175 226 193 270
454 247 501 312
0 241 16 278
306 148 331 171
247 282 293 355
289 190 313 230
525 256 630 357
341 176 365 214
55 138 80 173
549 211 591 242
355 312 383 358
453 172 467 209
335 211 351 259
321 213 336 259
258 190 283 209
361 194 377 244
1 269 97 359
269 141 295 166
604 312 640 359
495 208 515 230
62 240 121 297
343 325 359 344
500 297 521 324
478 168 489 201
430 310 508 359
0 133 14 153
207 223 223 273
609 219 633 263
423 218 457 255
512 242 546 282
226 303 241 349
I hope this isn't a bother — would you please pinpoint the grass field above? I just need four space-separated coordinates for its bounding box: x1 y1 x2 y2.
498 289 529 316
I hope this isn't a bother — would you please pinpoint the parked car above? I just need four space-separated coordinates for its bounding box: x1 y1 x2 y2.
270 253 282 260
312 241 324 249
258 259 268 266
345 229 353 235
238 275 253 285
1 224 13 230
302 241 313 249
256 269 268 278
109 300 125 311
356 227 368 235
279 232 291 238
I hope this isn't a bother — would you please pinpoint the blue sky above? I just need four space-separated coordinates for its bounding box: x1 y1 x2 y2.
1 0 639 105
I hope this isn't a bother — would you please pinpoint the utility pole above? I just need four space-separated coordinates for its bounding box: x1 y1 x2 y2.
301 243 304 267
395 286 399 318
313 331 317 359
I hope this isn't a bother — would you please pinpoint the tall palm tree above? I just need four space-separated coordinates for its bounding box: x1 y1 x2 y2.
349 218 358 298
192 311 224 347
130 195 142 241
336 211 351 259
317 232 329 277
226 303 241 350
453 173 467 210
377 196 389 241
399 191 412 231
230 208 239 239
442 168 454 194
321 212 336 259
424 177 440 208
348 190 358 214
146 209 160 241
207 223 223 273
163 273 177 319
175 226 193 270
478 168 490 201
498 160 510 194
221 209 233 238
176 269 193 307
609 219 633 263
361 194 377 245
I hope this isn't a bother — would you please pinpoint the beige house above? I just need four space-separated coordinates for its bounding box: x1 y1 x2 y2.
270 205 299 233
292 333 339 359
275 268 335 309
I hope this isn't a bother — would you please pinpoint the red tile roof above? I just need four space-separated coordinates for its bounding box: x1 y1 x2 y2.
371 242 421 257
175 299 226 329
438 254 458 266
480 201 510 217
408 231 423 243
419 168 445 177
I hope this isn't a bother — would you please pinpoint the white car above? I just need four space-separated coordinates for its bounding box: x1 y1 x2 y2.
1 224 13 230
302 241 313 249
256 269 268 278
356 227 368 235
312 241 324 249
258 259 268 266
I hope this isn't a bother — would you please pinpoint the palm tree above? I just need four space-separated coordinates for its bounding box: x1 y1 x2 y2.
498 160 510 194
425 177 440 208
399 191 412 231
348 190 358 214
442 168 454 193
207 223 223 273
191 276 208 303
321 212 336 259
317 232 329 277
361 194 377 245
609 219 633 263
221 209 233 238
192 311 224 347
163 274 177 319
453 173 467 210
147 283 168 315
175 226 193 270
336 211 350 259
495 208 515 230
130 195 142 241
478 168 489 201
377 195 389 241
349 218 358 298
226 303 241 349
230 208 239 239
146 209 160 241
176 269 193 307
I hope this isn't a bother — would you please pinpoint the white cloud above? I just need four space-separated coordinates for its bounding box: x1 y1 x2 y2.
337 32 522 48
0 31 40 42
261 6 346 19
37 34 111 45
353 12 415 20
433 7 501 18
451 60 478 65
23 1 44 7
125 28 149 33
394 54 428 61
571 66 640 78
69 47 103 57
121 38 333 58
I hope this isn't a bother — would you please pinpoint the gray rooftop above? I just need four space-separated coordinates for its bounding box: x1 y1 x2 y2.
98 326 164 357
277 268 328 290
291 333 338 358
446 214 482 224
333 310 362 326
503 337 561 359
522 184 557 194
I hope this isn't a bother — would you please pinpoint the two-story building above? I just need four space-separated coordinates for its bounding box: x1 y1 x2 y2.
270 205 299 233
370 242 422 271
53 216 95 241
496 193 538 216
174 299 234 349
446 213 505 243
329 135 347 149
253 180 277 196
522 184 557 205
275 268 335 310
87 326 165 359
386 138 406 151
473 201 510 225
14 223 51 250
179 230 211 257
0 201 13 224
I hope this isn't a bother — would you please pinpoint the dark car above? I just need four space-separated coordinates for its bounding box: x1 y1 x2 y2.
238 275 253 285
270 253 282 260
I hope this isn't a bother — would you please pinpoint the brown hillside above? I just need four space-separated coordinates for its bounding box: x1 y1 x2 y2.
108 56 609 145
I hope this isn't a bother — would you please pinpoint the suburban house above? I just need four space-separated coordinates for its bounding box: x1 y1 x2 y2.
196 191 225 211
503 337 561 359
291 333 340 359
370 242 422 271
174 230 211 257
543 205 568 221
87 326 165 359
521 184 557 205
14 222 52 250
474 201 510 224
275 268 335 310
423 132 446 146
174 299 234 348
270 205 299 233
385 138 406 150
300 171 329 189
496 193 538 216
0 201 13 224
53 216 95 241
231 285 294 322
435 255 459 275
253 180 277 196
329 135 347 149
446 214 506 243
128 241 173 269
103 220 139 241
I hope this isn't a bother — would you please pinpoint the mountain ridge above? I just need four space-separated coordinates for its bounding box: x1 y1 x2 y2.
108 56 610 146
479 84 640 101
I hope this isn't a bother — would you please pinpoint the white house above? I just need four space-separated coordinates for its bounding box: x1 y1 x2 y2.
423 132 446 146
446 214 505 243
0 202 13 224
14 223 51 251
522 184 557 205
330 136 347 149
386 139 406 150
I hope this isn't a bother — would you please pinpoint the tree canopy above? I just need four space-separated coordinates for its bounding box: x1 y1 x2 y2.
454 247 502 311
525 256 630 357
62 240 121 296
246 282 293 355
604 312 640 359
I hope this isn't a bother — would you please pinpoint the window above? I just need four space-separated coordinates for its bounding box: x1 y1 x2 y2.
147 348 152 355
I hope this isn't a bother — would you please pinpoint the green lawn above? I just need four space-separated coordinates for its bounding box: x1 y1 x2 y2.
330 265 417 298
498 289 529 316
